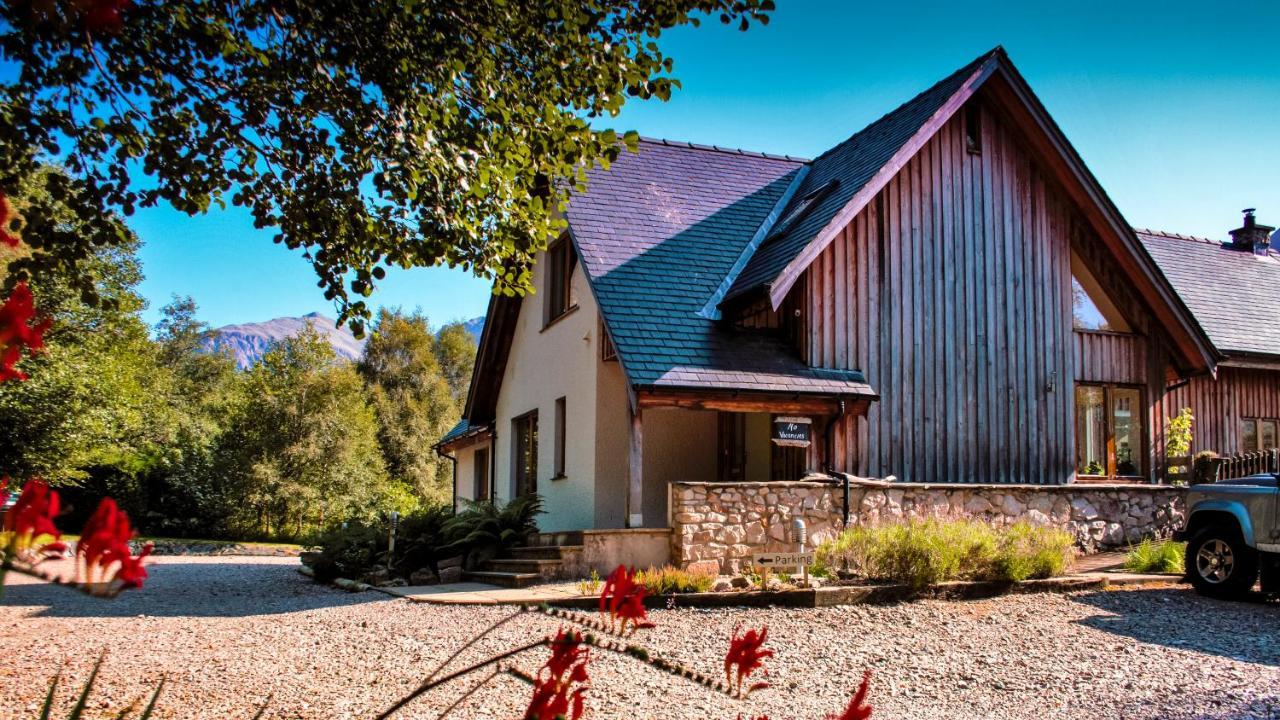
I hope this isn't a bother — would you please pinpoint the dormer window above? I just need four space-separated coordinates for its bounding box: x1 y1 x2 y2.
544 236 577 326
767 179 839 240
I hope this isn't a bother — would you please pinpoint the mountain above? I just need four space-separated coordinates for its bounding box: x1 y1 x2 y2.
205 312 365 369
206 313 485 369
461 316 485 341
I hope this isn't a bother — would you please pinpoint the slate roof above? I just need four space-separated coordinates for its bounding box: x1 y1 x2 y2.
727 48 1000 299
434 419 490 449
566 138 874 396
1139 230 1280 359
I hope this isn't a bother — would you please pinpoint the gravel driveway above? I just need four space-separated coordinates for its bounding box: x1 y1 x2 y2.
2 556 1277 720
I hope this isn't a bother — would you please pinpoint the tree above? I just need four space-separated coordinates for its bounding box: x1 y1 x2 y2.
435 320 478 403
0 0 774 332
0 168 166 486
358 309 465 506
218 323 399 538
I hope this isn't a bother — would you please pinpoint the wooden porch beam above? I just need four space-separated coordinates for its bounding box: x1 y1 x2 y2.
636 390 872 416
627 406 644 528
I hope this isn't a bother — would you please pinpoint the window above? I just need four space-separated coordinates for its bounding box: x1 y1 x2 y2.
1070 255 1131 332
1241 418 1278 452
600 319 617 361
965 103 982 154
473 447 490 501
553 397 567 479
1075 384 1145 479
767 179 839 240
512 411 538 496
544 238 577 325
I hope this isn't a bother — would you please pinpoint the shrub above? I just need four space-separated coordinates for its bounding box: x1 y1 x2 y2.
634 565 715 594
817 518 1075 589
440 494 544 568
1124 539 1185 574
991 522 1074 581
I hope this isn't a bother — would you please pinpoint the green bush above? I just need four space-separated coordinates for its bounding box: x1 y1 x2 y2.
816 518 1075 589
635 565 716 594
1123 539 1185 574
441 494 544 568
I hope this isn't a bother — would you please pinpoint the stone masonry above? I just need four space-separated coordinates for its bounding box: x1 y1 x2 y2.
671 477 1186 575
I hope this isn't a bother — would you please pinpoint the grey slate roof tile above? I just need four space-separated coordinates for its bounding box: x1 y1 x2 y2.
1139 230 1280 359
566 138 874 397
727 48 999 298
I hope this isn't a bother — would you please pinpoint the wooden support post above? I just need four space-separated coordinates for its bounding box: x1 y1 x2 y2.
627 406 644 528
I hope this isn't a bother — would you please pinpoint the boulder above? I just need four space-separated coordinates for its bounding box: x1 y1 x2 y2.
409 568 439 586
437 555 464 570
438 566 463 584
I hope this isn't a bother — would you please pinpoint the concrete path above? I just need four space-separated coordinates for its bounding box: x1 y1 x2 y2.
376 580 588 605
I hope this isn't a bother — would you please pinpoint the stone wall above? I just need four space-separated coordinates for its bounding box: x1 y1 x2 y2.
671 478 1186 575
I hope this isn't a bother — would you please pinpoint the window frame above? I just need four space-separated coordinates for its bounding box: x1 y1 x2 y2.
511 410 539 497
964 103 982 155
1240 417 1279 453
473 446 490 501
1074 382 1147 481
543 237 578 328
553 397 567 480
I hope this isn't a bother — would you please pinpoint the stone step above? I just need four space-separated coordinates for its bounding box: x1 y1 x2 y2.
484 558 564 576
462 570 543 589
529 531 585 547
506 544 585 560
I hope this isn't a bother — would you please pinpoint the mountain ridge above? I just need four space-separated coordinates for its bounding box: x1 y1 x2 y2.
205 312 484 369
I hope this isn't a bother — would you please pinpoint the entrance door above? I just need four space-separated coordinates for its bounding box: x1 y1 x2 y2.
717 412 809 482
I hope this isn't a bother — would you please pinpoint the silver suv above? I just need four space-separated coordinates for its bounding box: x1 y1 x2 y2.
1176 473 1279 599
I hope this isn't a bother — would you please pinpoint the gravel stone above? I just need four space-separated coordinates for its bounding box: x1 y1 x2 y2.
2 557 1278 719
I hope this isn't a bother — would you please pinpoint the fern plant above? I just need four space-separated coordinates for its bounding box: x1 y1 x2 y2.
441 494 544 567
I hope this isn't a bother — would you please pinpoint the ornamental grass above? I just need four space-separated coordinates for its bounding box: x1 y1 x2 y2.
817 518 1075 589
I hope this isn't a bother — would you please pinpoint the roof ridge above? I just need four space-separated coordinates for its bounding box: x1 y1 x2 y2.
636 135 808 163
1134 228 1224 245
802 46 1004 168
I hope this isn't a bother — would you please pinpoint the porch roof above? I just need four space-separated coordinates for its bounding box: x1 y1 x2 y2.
434 419 492 452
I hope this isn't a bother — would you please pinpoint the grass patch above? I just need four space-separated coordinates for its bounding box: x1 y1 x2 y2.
816 518 1075 590
635 565 715 594
1123 539 1185 574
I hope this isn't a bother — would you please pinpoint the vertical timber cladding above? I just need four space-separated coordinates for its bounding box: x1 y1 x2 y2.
1164 367 1280 460
799 98 1098 485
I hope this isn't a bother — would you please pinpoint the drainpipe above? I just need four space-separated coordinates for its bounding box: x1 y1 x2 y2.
823 399 849 527
435 444 458 514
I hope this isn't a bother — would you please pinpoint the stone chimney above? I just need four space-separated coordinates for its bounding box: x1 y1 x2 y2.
1228 208 1275 256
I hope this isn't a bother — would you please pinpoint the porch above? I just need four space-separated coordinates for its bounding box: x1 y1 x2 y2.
617 387 874 530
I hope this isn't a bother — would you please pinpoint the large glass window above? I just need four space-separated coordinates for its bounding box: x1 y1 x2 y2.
1075 386 1107 476
1075 384 1145 479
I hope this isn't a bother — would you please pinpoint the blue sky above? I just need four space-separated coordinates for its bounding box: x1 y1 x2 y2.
54 1 1280 326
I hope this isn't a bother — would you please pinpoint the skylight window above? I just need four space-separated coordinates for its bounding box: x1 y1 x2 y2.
767 179 839 240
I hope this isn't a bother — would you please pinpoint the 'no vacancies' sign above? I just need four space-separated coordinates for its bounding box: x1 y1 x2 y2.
772 416 812 448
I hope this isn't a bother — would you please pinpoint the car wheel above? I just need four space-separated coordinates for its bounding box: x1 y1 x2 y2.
1185 525 1258 599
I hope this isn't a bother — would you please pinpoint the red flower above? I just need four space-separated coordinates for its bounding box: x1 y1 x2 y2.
824 671 874 720
524 629 590 720
0 282 52 383
724 625 773 696
76 498 151 590
0 192 16 248
598 565 653 635
3 479 66 561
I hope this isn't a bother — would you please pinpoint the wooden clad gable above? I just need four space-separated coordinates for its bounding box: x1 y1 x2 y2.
784 88 1198 484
